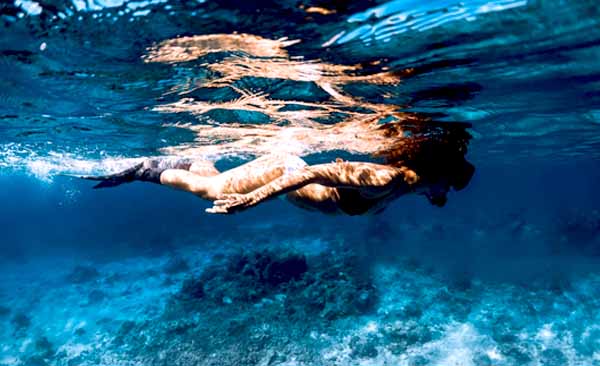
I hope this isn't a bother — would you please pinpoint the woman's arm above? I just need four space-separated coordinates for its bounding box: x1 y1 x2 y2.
206 161 418 214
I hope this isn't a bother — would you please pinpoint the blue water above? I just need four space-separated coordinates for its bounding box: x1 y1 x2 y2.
1 0 600 365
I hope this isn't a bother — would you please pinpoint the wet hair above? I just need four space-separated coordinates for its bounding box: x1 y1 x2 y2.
373 120 475 191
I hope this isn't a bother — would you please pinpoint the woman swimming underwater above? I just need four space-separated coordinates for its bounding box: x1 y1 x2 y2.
79 120 475 215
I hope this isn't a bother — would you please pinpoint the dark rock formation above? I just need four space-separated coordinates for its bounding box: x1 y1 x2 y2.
179 249 308 304
66 265 100 284
87 289 106 305
177 249 376 320
163 256 190 275
12 312 31 337
0 304 10 317
34 337 54 359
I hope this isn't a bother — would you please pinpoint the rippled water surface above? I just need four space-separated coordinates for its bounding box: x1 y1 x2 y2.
1 1 600 365
2 0 600 174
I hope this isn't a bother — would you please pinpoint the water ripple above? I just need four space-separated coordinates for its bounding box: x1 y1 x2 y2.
325 0 528 46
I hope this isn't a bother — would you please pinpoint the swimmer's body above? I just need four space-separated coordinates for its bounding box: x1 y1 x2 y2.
80 152 474 215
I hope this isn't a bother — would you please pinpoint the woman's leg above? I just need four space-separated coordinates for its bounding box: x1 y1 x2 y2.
189 160 220 177
159 153 307 200
79 157 195 188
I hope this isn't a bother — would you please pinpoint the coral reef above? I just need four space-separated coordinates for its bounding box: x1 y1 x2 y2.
2 230 600 366
176 249 376 320
99 248 377 366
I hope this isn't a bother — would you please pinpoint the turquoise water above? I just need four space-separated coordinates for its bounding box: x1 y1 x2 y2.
1 0 600 365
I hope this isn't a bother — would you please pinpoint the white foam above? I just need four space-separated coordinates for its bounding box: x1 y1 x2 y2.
19 338 32 353
0 142 145 183
14 0 42 15
537 323 556 343
14 0 168 17
57 343 93 359
0 356 20 366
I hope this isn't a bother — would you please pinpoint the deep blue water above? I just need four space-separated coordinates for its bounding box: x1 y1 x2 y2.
1 0 600 365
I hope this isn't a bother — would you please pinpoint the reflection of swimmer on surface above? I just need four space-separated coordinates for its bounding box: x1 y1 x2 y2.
158 104 454 163
144 34 300 63
79 122 474 215
144 33 405 104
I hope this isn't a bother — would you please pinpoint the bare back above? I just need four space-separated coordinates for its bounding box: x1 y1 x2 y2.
206 156 419 214
216 154 306 194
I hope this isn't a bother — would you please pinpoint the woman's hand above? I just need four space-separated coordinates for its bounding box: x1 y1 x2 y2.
205 193 258 214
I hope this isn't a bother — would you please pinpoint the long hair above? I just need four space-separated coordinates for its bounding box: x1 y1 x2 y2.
373 120 475 191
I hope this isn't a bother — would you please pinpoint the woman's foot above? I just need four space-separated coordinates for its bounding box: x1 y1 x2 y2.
80 157 194 188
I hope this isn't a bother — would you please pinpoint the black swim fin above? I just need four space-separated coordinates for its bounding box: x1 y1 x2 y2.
69 157 194 189
73 162 144 189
